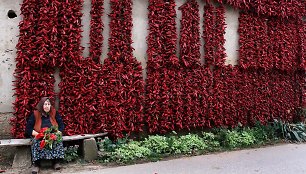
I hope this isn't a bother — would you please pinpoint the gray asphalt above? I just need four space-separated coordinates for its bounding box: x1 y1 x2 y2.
70 143 306 174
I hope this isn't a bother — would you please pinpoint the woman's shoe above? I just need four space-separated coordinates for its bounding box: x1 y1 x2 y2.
31 164 39 174
53 162 61 170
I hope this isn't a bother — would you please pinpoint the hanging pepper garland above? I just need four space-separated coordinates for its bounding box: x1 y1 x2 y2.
212 67 301 127
211 66 240 127
145 0 182 133
58 0 103 135
179 0 211 129
206 0 305 18
214 4 226 67
145 0 166 132
203 3 215 67
59 60 101 135
57 0 83 68
179 0 201 68
267 17 300 72
299 20 305 71
238 11 303 72
11 68 56 138
11 0 38 137
11 0 57 138
238 12 269 69
33 0 59 68
58 0 87 135
98 0 144 138
145 0 165 133
77 0 105 134
89 0 104 64
203 2 226 68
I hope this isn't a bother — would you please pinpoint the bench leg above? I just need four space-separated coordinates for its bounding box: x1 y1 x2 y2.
12 146 32 168
82 138 98 161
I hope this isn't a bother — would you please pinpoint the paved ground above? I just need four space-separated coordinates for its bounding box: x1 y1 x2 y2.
3 143 306 174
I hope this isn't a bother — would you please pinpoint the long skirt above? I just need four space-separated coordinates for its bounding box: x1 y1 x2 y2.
31 139 65 163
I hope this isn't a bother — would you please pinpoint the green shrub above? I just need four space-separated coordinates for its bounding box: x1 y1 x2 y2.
98 137 130 153
97 124 281 164
202 132 220 150
111 141 151 163
251 122 278 144
239 128 256 146
64 145 79 162
274 119 306 142
222 129 256 149
170 134 208 154
142 135 169 154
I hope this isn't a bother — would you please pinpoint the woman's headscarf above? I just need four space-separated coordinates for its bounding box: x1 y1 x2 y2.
36 97 51 116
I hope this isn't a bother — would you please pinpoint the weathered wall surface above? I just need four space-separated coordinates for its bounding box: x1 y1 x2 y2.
0 0 22 113
0 0 239 135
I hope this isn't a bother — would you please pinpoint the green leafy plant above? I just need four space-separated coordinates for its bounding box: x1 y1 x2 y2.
170 134 208 154
64 145 79 162
201 132 220 150
251 121 279 144
274 119 306 142
97 124 283 164
142 135 169 154
98 137 116 152
111 141 151 163
218 128 256 149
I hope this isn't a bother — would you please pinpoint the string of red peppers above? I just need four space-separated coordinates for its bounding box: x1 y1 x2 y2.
162 0 183 132
77 0 105 134
238 12 269 69
212 67 240 127
12 0 38 138
89 0 104 64
11 0 57 138
98 0 144 138
203 3 215 67
214 4 226 67
33 0 59 67
267 17 300 72
299 20 306 109
58 0 88 135
145 0 165 133
146 0 182 133
58 0 103 135
212 67 301 127
239 12 304 72
210 0 305 18
28 0 58 119
299 20 305 71
236 10 304 126
179 0 211 129
203 2 226 68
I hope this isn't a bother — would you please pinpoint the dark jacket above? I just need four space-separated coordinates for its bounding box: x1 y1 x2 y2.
25 111 64 138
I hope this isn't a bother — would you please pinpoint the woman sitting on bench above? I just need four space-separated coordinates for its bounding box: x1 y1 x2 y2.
25 97 65 174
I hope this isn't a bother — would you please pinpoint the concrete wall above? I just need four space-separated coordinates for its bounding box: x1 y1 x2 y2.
0 0 239 114
0 0 22 113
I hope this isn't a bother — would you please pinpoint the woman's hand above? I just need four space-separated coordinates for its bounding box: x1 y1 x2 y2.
32 130 39 137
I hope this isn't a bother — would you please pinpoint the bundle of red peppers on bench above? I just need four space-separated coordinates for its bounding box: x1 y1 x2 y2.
35 126 63 150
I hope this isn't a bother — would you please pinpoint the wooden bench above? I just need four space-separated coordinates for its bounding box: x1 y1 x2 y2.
0 132 108 168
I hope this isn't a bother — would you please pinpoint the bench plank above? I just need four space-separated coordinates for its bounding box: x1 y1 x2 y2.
0 132 107 146
62 132 108 141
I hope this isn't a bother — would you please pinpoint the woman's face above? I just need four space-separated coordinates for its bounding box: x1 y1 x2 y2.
43 100 51 113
